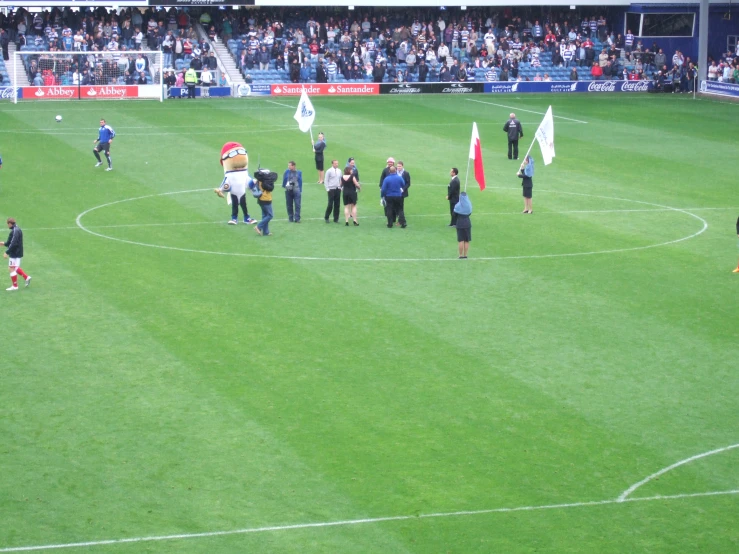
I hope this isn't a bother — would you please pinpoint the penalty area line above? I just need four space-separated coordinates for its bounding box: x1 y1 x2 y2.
0 489 736 552
466 98 589 124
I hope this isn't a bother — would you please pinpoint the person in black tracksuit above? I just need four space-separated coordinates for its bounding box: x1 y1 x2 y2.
503 113 524 160
446 167 460 227
2 217 31 290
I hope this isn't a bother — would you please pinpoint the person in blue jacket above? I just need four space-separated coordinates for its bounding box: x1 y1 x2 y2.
454 192 472 259
282 160 303 223
380 166 406 228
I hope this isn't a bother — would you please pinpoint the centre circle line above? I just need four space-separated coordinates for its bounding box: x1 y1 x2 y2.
74 188 708 262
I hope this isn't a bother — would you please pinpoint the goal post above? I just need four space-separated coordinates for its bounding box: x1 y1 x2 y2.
13 50 164 103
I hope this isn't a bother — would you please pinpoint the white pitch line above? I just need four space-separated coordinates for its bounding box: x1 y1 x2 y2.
265 99 296 109
0 489 736 553
617 443 739 502
71 188 710 262
25 206 738 233
466 98 589 124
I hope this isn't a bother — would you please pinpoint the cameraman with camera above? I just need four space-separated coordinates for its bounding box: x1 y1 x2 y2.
282 161 303 223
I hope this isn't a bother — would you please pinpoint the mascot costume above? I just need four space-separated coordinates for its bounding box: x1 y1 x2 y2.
214 142 257 225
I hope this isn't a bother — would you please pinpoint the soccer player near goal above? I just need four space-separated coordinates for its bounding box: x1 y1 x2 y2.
93 119 115 171
1 217 31 291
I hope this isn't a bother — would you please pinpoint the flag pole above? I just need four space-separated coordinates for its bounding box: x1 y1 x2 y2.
309 126 314 144
522 135 537 162
463 154 471 193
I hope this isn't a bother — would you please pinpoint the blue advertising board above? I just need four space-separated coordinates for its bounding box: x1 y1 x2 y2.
0 87 21 100
236 83 272 97
484 80 652 93
168 86 231 98
699 80 739 99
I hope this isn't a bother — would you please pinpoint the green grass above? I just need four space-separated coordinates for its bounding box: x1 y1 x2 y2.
0 93 737 553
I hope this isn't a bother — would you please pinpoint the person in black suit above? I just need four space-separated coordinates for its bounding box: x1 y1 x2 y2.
446 167 460 227
397 160 411 222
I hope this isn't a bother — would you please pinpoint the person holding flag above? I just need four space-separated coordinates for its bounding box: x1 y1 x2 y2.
293 88 323 183
454 192 472 259
517 105 555 215
517 155 535 214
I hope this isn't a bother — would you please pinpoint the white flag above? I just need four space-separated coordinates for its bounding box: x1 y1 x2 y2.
534 105 555 165
293 89 316 133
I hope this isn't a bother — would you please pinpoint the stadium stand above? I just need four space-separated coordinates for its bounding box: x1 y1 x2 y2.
1 5 734 91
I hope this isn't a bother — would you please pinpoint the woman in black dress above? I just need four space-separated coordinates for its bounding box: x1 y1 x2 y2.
312 132 326 184
517 155 534 214
341 166 361 226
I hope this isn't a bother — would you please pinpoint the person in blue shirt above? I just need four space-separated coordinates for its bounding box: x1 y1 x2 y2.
93 119 115 171
282 161 303 223
380 166 406 228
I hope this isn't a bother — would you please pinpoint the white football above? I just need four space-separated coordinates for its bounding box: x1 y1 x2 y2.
55 115 62 122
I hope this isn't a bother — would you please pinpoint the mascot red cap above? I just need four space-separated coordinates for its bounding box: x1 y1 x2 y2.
220 142 248 168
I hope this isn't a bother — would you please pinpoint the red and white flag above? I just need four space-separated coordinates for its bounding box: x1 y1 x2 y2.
468 122 486 190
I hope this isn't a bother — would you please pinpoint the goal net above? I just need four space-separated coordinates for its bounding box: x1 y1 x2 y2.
14 50 163 103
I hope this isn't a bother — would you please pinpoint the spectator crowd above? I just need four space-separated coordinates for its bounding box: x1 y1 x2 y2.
0 6 737 88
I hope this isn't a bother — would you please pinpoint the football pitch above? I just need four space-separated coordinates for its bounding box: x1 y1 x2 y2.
0 93 737 553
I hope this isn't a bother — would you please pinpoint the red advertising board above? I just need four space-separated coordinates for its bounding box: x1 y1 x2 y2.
22 86 77 100
271 83 379 96
21 85 139 100
80 85 139 99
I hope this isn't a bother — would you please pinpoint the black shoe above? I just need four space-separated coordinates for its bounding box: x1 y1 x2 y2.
353 221 359 226
334 220 339 223
325 219 330 224
387 224 393 228
345 222 349 226
401 224 407 228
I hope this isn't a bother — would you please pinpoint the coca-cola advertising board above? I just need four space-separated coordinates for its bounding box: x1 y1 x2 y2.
271 83 379 96
483 80 653 94
0 87 21 100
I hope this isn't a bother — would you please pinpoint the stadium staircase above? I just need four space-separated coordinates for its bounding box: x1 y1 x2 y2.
195 23 244 87
8 42 29 86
